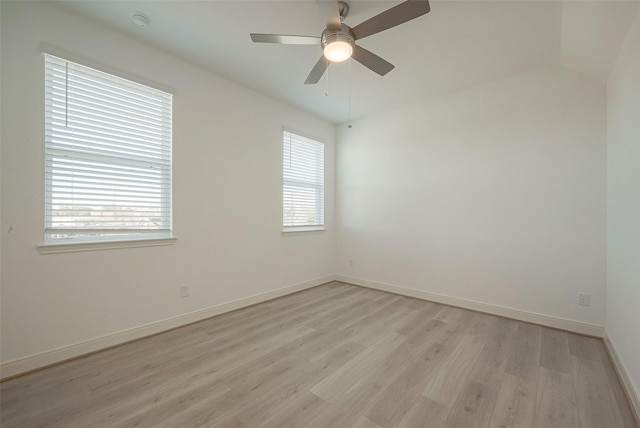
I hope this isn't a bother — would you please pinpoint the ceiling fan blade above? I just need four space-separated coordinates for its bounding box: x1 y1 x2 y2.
305 56 330 84
351 45 395 76
316 0 342 31
350 0 431 40
250 34 320 45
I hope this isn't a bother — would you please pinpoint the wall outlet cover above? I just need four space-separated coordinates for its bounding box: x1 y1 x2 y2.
578 293 590 307
180 284 190 298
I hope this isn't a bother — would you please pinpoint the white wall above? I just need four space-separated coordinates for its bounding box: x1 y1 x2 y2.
606 7 640 408
336 66 607 329
2 2 632 394
0 1 335 371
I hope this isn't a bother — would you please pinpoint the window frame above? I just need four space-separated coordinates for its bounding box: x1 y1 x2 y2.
40 53 174 252
282 128 325 234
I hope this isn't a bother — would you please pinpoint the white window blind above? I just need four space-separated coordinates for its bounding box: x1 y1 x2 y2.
283 130 324 232
44 54 173 243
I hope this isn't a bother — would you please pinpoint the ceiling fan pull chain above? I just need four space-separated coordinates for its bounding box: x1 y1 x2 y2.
325 63 330 97
348 58 352 128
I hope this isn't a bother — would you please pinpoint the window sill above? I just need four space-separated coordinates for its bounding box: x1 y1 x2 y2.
282 227 325 236
38 237 177 254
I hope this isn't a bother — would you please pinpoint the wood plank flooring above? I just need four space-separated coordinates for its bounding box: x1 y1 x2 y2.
1 282 637 427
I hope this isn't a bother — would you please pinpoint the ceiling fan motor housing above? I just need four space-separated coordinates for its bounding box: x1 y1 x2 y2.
321 24 355 50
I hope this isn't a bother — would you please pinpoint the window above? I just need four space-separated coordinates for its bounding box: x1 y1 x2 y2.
283 130 325 232
44 54 173 244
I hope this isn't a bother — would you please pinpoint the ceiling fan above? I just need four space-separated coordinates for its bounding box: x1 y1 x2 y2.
250 0 431 84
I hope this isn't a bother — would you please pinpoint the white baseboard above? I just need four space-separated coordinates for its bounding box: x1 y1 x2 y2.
1 274 608 381
0 275 334 381
335 275 604 338
603 335 640 425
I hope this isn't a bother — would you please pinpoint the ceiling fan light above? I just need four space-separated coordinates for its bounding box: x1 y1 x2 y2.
323 40 353 62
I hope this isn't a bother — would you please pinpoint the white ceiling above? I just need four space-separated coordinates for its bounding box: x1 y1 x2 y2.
50 0 639 124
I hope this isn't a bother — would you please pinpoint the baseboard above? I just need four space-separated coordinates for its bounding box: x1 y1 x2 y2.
0 275 334 381
0 274 607 380
603 335 640 426
336 275 604 338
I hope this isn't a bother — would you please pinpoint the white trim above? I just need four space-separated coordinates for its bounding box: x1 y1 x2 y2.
38 237 177 254
335 275 605 337
603 334 640 425
2 274 612 380
0 275 333 380
282 228 326 236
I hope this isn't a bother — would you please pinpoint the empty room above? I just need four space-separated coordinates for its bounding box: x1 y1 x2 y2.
1 0 639 426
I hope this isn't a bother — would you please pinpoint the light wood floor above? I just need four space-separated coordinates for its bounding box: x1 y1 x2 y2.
1 282 637 427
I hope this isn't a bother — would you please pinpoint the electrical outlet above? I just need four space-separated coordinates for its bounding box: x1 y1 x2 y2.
180 284 190 298
578 293 590 307
349 259 353 268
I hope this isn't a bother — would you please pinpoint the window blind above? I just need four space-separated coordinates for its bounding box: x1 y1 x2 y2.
283 130 324 231
44 54 173 242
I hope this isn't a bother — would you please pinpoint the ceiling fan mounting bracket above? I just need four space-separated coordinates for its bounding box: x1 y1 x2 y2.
337 1 350 21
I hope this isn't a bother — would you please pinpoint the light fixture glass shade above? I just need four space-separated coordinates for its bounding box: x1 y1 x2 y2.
323 41 353 62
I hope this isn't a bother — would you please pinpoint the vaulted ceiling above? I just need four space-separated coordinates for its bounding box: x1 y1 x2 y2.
50 1 639 123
